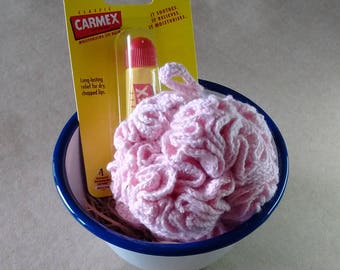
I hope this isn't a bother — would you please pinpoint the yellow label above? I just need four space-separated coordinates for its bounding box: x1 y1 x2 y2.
64 0 198 197
124 67 160 119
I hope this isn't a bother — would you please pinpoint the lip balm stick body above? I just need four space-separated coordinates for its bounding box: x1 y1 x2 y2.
125 37 160 117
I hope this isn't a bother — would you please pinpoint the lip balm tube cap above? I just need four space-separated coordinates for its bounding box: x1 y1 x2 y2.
126 37 157 68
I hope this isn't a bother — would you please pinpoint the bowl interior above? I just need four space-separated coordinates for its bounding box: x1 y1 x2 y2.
53 80 288 256
64 126 87 207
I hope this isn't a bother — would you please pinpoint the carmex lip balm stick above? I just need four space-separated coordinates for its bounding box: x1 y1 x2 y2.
125 36 160 117
63 0 198 198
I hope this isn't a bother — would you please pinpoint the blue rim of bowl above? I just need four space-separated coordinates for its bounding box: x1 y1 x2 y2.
53 80 289 256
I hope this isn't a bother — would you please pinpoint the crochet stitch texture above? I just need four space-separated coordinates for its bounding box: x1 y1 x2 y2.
107 63 279 242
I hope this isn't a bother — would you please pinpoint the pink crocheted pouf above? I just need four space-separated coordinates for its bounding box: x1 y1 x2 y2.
107 63 279 242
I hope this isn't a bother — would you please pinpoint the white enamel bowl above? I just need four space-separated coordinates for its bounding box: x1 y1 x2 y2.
53 80 288 270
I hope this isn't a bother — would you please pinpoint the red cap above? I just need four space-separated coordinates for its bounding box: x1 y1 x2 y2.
126 37 157 68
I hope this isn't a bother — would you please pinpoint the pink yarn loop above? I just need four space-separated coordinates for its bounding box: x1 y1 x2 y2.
107 63 279 242
159 62 203 99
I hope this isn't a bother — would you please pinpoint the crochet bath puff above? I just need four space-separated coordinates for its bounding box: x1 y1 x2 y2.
107 63 279 242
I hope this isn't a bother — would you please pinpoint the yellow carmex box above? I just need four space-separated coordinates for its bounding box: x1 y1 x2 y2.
63 0 198 197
